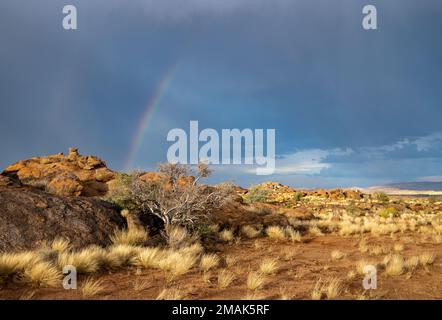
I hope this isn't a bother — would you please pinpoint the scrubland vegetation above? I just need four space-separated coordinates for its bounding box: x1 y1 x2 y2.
1 165 442 300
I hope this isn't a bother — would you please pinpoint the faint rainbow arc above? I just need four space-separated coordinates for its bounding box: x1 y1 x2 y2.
124 65 176 170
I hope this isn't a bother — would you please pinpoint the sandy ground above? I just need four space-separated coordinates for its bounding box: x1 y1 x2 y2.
1 233 441 300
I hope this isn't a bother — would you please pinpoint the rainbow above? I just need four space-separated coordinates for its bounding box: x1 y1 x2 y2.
124 65 177 170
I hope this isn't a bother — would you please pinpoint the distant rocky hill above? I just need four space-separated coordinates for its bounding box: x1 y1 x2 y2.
383 182 442 191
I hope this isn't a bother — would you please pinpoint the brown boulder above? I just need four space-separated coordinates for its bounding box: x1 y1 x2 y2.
0 185 126 252
1 148 115 197
47 172 83 196
344 189 364 200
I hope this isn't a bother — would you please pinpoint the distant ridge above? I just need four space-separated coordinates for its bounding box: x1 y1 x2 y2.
383 182 442 191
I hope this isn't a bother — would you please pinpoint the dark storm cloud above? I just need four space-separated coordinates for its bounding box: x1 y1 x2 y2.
0 0 441 187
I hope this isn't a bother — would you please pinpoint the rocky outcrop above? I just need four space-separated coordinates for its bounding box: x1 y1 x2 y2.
1 148 115 197
0 185 126 252
308 188 364 200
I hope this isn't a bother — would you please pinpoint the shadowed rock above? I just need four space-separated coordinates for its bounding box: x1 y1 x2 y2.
0 185 126 252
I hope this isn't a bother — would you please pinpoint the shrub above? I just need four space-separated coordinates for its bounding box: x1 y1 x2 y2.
107 163 233 239
374 192 390 203
292 192 304 202
379 207 398 218
244 185 270 203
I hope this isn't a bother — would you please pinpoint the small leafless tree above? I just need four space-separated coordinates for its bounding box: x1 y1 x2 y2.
110 163 233 238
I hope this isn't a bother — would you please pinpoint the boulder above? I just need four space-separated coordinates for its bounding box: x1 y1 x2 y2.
1 148 116 197
0 185 126 252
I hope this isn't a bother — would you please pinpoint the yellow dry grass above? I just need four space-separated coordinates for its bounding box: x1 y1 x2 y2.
81 277 105 297
247 271 265 290
241 225 261 239
57 246 105 273
217 269 236 288
23 261 61 287
110 228 148 246
259 258 278 274
266 226 286 241
219 229 234 242
200 254 220 272
385 254 405 276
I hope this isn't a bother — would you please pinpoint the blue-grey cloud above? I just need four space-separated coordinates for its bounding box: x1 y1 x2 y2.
1 0 441 188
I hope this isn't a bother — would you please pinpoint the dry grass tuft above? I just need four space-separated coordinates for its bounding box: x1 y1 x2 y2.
259 258 278 275
419 252 435 266
219 229 234 242
285 227 302 242
134 279 150 292
247 271 265 290
23 262 61 287
200 254 220 272
311 278 343 300
57 246 105 273
81 277 105 297
217 269 236 288
51 237 71 253
266 226 286 241
309 225 323 236
156 249 198 276
369 245 386 256
385 254 405 276
105 244 141 269
131 247 161 269
0 252 41 276
393 243 404 252
241 225 261 239
110 227 148 246
225 255 237 268
355 260 375 275
358 239 369 253
325 278 343 299
208 224 220 233
404 256 420 272
167 226 196 248
311 279 324 300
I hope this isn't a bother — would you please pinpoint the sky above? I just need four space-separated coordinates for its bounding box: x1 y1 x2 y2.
1 0 442 188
